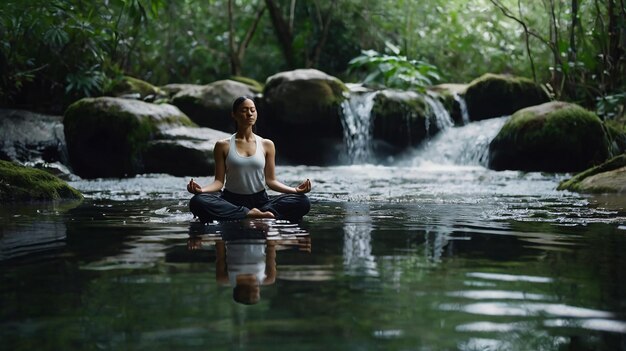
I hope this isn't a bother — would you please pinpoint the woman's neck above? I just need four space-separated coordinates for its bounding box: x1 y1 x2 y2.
235 127 254 141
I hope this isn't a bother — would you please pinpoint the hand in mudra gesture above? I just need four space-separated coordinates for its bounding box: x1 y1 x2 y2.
295 179 312 194
187 178 202 194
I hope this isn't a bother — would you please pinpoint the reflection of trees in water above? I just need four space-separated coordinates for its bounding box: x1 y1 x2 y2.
342 203 378 277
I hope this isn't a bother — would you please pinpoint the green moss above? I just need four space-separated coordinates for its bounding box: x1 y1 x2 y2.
230 76 264 93
106 76 164 98
0 160 83 202
558 153 626 191
489 102 610 172
465 73 549 120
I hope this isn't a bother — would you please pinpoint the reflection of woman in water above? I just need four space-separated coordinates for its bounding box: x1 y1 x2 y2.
216 239 276 305
187 97 311 222
188 220 311 305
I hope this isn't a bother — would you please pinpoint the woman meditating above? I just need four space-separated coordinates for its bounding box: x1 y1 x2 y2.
187 96 311 222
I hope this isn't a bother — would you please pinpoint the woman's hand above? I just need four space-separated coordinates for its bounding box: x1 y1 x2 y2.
187 178 202 194
295 179 312 194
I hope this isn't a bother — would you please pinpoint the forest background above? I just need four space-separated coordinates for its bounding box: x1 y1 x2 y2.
1 0 624 122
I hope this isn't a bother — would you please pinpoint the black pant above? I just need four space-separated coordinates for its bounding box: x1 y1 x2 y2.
189 189 310 222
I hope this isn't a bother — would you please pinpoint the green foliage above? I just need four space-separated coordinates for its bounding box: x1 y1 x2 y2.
0 0 622 114
347 44 440 92
596 92 626 121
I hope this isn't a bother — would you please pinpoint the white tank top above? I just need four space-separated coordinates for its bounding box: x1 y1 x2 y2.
224 134 266 194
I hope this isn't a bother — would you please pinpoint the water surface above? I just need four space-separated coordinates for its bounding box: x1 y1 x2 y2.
2 162 626 351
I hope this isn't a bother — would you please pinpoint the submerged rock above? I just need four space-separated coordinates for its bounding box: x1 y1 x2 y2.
261 69 348 164
0 109 68 165
558 154 626 193
489 101 610 172
64 97 195 178
170 80 256 132
465 73 549 121
0 160 83 202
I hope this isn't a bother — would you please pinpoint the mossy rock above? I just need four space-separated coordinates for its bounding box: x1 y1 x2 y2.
371 90 430 152
0 160 83 202
230 76 264 93
465 73 550 121
160 83 201 98
488 101 610 172
105 76 167 101
170 80 256 132
261 69 348 164
558 153 626 193
64 97 195 178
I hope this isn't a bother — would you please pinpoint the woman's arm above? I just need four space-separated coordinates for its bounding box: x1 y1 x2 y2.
187 139 228 194
263 139 312 194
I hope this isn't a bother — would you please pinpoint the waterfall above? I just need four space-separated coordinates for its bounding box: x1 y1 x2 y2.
453 92 470 125
340 91 378 164
406 116 509 167
424 92 454 132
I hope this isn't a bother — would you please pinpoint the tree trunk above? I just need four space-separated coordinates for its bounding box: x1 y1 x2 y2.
265 0 295 69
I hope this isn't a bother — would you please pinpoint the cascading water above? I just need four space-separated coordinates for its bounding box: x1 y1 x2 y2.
340 88 502 168
405 116 509 167
340 90 378 164
424 92 455 132
453 92 470 125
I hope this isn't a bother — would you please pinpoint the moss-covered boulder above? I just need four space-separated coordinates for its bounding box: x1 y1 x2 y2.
557 154 626 193
0 160 83 202
64 97 195 178
371 90 449 155
261 69 348 164
170 80 256 132
230 76 263 93
105 76 167 102
465 74 550 121
488 101 610 172
143 127 230 176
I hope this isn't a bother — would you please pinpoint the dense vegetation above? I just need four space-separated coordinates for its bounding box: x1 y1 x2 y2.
1 0 624 121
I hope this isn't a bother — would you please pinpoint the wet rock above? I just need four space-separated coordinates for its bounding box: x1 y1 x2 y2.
64 97 195 178
489 101 610 172
170 80 256 132
0 160 83 202
144 126 230 176
261 69 348 164
465 73 550 121
0 109 68 165
558 154 626 193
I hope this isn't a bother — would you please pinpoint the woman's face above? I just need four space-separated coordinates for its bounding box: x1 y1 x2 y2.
232 99 257 127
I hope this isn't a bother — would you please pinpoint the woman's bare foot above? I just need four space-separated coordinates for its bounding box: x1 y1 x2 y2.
246 208 275 219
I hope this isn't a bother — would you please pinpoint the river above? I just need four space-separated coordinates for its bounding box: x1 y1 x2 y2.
1 116 626 350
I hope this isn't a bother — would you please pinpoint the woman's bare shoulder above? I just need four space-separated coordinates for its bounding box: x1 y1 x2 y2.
215 138 230 152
